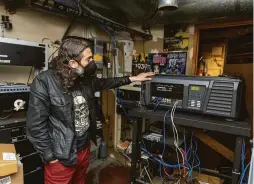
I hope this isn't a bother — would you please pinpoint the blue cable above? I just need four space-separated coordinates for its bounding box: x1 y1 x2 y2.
116 88 133 122
185 148 192 170
190 139 201 182
141 147 182 168
242 141 245 172
100 25 133 123
153 97 162 111
120 99 133 121
241 141 249 182
184 132 192 170
100 24 116 48
194 139 201 167
184 132 193 173
162 109 202 180
185 137 201 182
162 109 171 157
240 162 250 184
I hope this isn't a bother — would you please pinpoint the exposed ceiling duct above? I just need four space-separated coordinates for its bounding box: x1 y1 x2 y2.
84 0 159 21
155 0 253 24
31 0 253 25
64 0 253 24
52 0 159 22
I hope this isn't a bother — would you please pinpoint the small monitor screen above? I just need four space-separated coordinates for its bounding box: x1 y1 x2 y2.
151 83 184 100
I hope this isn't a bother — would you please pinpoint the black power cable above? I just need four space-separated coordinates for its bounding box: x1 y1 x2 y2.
27 66 33 85
62 16 77 41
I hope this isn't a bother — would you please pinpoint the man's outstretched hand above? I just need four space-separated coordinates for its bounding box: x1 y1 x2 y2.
129 72 155 82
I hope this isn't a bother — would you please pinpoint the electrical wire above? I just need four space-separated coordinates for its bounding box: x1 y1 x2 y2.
185 135 201 182
27 66 33 85
100 24 116 48
48 47 60 62
100 23 134 123
139 161 148 178
143 102 201 181
241 140 249 183
116 89 133 122
162 109 171 157
0 112 12 120
153 97 162 111
144 165 154 184
242 140 246 172
166 103 200 182
169 101 184 177
240 162 250 184
140 101 190 180
88 25 96 38
141 147 182 168
62 16 77 41
79 2 151 39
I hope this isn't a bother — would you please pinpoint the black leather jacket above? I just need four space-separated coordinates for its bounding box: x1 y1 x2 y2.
26 69 131 165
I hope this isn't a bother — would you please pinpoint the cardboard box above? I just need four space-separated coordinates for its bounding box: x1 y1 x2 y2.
0 164 24 184
0 144 18 177
196 173 221 184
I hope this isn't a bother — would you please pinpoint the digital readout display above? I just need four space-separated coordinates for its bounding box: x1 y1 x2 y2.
191 86 200 91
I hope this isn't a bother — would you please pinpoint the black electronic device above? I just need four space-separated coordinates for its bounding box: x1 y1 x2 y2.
116 88 141 116
0 84 30 118
0 37 47 69
0 120 44 184
141 75 246 120
117 88 140 107
148 122 165 135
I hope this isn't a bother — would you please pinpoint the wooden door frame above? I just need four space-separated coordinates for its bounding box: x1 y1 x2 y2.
192 20 253 74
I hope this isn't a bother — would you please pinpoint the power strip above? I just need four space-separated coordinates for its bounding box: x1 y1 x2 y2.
0 85 30 93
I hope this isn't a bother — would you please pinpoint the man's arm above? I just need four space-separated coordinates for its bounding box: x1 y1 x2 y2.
92 72 155 91
26 76 55 163
92 76 132 91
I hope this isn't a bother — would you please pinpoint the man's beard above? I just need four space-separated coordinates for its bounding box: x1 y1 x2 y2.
74 66 84 76
72 60 97 77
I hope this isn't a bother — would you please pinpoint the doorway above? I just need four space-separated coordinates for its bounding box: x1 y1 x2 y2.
196 24 253 76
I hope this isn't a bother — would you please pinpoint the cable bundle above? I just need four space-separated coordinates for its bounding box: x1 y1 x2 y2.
240 140 250 184
141 101 201 183
184 133 201 182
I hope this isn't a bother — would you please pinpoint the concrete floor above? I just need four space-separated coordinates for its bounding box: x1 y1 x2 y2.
108 149 163 184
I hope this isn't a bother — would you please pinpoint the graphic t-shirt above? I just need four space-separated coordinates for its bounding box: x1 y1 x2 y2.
72 90 90 136
72 90 90 151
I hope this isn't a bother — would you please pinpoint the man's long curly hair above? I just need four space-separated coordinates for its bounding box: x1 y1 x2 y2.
50 38 91 90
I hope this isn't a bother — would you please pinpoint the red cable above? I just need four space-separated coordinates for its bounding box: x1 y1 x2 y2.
180 148 187 178
161 157 171 178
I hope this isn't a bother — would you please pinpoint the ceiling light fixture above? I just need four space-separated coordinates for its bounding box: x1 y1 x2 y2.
158 0 178 11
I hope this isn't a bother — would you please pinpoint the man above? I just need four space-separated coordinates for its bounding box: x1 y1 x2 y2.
26 38 154 184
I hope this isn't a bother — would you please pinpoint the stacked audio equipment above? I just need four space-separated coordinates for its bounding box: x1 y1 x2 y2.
0 38 48 184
